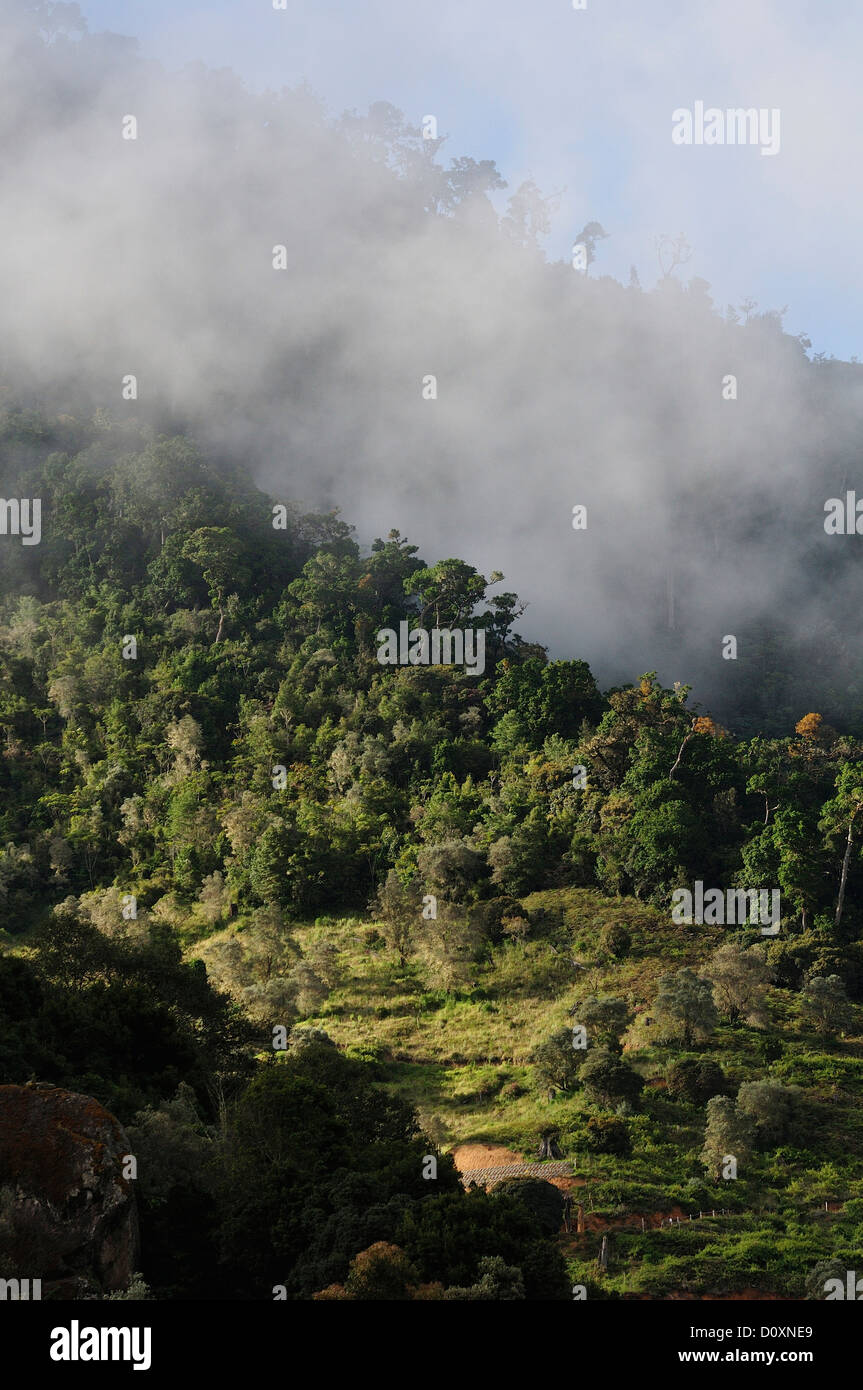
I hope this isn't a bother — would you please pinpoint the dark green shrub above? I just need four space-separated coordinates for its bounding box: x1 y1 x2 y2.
666 1058 729 1105
585 1115 631 1155
600 923 632 960
491 1177 564 1236
580 1048 644 1107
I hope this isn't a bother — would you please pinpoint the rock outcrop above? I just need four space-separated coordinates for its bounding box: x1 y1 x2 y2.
0 1084 139 1298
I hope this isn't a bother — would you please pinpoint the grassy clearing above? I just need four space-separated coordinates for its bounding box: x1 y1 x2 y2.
187 886 863 1296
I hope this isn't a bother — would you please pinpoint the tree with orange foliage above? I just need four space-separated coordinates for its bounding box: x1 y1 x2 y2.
796 713 823 740
793 712 840 754
693 716 725 737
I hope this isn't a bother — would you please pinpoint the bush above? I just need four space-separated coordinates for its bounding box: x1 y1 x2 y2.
474 896 525 944
666 1058 730 1106
755 1034 785 1065
105 1274 153 1301
491 1178 564 1236
600 923 632 960
580 1048 644 1108
417 991 446 1012
585 1116 631 1156
767 936 863 999
736 1080 802 1146
398 1190 571 1299
802 975 856 1035
345 1042 387 1066
443 1254 525 1300
499 1080 527 1101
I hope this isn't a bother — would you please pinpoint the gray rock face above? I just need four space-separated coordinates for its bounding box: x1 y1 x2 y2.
0 1084 139 1298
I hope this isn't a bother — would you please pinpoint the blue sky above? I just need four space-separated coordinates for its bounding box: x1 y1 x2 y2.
79 0 863 362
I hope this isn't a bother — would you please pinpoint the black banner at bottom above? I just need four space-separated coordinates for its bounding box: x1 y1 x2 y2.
0 1296 854 1378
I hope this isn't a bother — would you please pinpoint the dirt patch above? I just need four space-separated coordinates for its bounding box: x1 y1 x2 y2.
451 1143 523 1172
546 1176 587 1192
561 1205 717 1238
567 1207 684 1235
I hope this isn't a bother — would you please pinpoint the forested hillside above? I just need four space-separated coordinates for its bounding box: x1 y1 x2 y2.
1 1 863 1310
2 406 863 937
1 407 862 1299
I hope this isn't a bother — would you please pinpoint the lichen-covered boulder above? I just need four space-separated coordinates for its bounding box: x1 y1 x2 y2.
0 1084 139 1298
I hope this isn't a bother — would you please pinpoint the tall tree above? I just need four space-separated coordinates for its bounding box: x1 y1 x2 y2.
182 527 247 643
819 765 863 928
653 967 718 1048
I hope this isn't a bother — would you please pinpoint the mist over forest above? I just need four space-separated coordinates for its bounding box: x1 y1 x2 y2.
2 1 863 733
4 1 863 1324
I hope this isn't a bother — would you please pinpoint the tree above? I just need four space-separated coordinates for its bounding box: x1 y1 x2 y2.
530 1029 585 1094
795 712 825 743
371 870 421 966
443 1254 525 1300
744 734 785 827
363 530 423 630
487 657 603 747
304 939 345 992
574 220 609 273
579 1048 644 1108
397 1188 570 1299
819 765 863 928
416 837 485 902
486 808 552 896
705 943 772 1027
802 975 855 1036
165 714 205 779
181 527 247 643
217 1043 458 1297
656 232 692 280
404 558 490 628
736 1080 801 1147
701 1096 754 1181
120 1084 218 1298
773 806 824 932
288 959 329 1016
248 820 295 908
653 967 718 1047
344 1242 418 1300
500 178 559 251
571 995 633 1053
21 902 256 1121
193 910 300 1028
480 589 527 662
442 156 507 224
